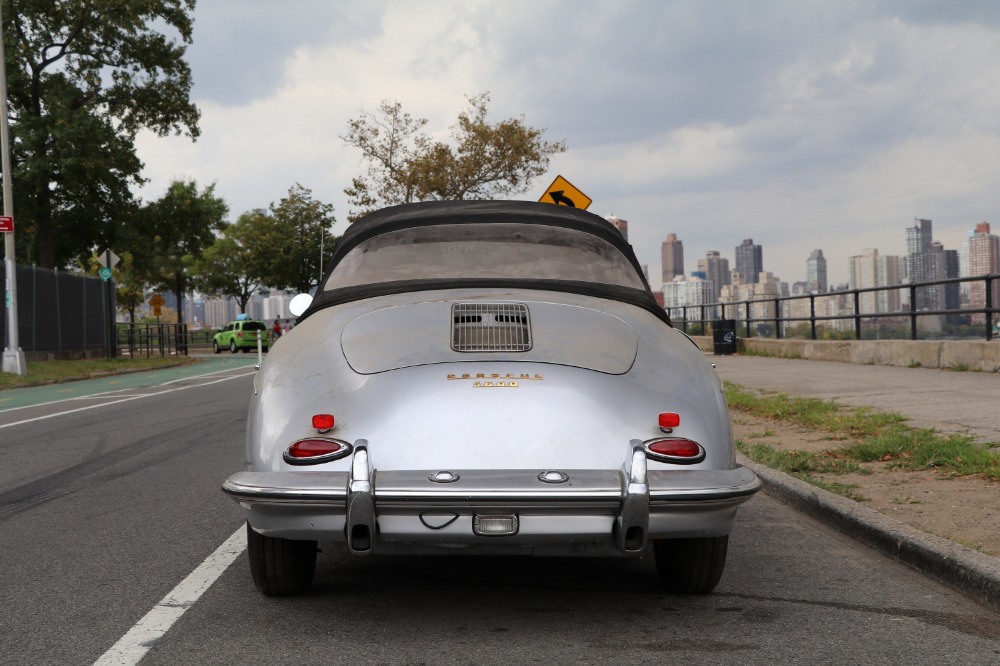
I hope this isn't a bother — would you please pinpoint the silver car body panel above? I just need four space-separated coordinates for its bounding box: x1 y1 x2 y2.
342 300 637 375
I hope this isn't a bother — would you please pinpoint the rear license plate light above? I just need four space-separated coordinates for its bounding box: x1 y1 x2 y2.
473 514 519 536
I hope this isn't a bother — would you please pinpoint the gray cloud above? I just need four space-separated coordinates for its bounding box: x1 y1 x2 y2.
186 1 385 105
138 0 1000 288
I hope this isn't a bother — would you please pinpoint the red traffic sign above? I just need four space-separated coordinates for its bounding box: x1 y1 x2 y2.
0 216 12 233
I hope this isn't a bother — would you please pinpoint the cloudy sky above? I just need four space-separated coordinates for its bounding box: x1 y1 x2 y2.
135 0 1000 290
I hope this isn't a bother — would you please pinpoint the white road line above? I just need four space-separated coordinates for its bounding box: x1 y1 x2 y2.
93 526 247 666
0 372 256 430
156 363 259 386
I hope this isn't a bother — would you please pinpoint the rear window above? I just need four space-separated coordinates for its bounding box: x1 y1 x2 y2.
324 223 645 291
241 322 266 331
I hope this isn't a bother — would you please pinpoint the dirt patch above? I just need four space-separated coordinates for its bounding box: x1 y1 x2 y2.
732 413 1000 556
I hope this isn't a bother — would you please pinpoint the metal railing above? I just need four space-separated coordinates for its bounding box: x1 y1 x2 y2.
668 274 999 342
116 323 189 358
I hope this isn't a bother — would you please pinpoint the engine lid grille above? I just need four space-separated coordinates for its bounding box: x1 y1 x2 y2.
451 303 532 352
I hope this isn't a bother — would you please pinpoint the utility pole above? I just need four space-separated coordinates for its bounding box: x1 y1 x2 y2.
0 6 26 375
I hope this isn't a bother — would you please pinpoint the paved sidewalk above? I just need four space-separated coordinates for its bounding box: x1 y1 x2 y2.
711 353 1000 444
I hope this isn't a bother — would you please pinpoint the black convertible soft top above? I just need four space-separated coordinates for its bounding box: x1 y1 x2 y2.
303 200 671 326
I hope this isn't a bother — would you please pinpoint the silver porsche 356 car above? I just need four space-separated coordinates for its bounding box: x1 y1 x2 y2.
223 200 760 596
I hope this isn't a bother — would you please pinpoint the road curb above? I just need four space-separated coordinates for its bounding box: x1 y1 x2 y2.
738 454 1000 613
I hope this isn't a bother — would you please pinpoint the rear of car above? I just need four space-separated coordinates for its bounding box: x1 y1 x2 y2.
224 201 759 596
213 319 268 353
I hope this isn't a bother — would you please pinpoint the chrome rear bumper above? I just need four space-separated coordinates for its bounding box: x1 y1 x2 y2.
222 439 761 555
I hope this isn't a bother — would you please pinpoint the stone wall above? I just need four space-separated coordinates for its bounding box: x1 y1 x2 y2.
690 336 1000 372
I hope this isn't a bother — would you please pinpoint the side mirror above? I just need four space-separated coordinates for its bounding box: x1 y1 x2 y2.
289 293 313 317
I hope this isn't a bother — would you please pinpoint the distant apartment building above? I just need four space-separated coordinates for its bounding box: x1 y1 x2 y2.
719 271 781 329
806 249 827 292
697 251 730 301
661 233 684 285
849 249 902 314
965 222 1000 324
204 297 238 329
662 275 714 321
605 214 628 240
264 292 294 321
734 238 763 284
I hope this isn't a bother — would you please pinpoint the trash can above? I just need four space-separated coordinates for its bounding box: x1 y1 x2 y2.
712 319 737 355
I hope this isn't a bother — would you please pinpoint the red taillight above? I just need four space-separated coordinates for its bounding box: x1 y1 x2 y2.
645 437 705 464
312 413 335 431
658 412 680 429
237 331 243 337
283 438 351 465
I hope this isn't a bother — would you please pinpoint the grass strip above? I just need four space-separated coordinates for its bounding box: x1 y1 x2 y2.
726 381 1000 482
0 357 199 390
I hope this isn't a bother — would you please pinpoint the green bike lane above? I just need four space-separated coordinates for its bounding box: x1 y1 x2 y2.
0 355 261 411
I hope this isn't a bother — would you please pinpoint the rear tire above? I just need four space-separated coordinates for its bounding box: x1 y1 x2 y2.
246 523 317 596
230 340 238 354
654 535 728 594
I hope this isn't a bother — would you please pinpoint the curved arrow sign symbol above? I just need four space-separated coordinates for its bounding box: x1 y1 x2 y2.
547 190 576 207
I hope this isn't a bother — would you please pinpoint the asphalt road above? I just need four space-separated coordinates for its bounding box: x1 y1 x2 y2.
1 358 999 665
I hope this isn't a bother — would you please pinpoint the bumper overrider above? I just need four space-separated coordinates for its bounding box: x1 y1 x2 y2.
222 439 761 556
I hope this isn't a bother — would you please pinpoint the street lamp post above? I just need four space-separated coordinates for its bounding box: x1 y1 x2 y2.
0 6 26 375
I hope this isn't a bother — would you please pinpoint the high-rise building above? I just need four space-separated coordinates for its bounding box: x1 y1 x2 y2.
849 249 902 314
661 233 684 285
735 238 763 284
966 222 1000 323
906 217 933 258
605 214 628 240
697 251 730 301
806 249 827 292
204 297 238 328
906 219 948 311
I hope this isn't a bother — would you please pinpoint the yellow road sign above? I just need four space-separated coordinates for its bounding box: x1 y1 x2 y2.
150 293 164 316
539 175 592 210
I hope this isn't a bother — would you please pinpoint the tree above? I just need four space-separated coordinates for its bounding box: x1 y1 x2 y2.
113 252 149 323
4 0 200 269
245 184 337 294
342 93 566 220
139 180 227 324
190 212 267 315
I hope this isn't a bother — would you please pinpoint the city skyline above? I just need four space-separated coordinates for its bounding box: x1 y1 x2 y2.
652 216 995 293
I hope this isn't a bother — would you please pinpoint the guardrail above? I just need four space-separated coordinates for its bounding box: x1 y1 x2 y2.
669 274 999 342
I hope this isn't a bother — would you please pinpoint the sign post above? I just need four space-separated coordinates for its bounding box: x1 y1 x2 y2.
0 5 26 375
98 249 119 359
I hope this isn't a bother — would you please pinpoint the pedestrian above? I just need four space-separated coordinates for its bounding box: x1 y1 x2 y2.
272 319 282 339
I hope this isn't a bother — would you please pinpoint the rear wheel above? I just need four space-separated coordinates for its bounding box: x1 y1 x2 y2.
246 523 317 596
653 535 728 594
230 340 238 354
